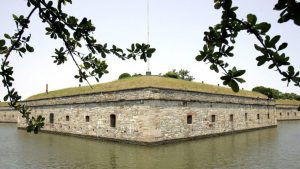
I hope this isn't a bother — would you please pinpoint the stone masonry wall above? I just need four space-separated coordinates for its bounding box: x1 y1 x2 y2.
0 107 19 123
17 100 277 143
276 104 300 121
16 88 278 144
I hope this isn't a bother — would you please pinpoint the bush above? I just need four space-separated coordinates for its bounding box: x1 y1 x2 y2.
252 86 300 100
162 69 194 81
163 71 179 79
132 73 142 77
252 86 280 99
118 73 131 79
280 93 300 100
178 69 194 81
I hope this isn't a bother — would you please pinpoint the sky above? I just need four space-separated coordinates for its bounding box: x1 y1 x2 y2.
0 0 299 100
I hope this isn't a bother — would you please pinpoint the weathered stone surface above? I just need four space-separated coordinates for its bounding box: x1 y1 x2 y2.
276 104 300 121
0 107 19 123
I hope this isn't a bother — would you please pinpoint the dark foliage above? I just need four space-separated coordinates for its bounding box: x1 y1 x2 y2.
253 86 300 100
118 73 131 79
163 69 194 81
196 0 300 92
0 0 156 133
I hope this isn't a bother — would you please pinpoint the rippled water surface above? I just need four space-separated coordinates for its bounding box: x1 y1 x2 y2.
1 121 300 169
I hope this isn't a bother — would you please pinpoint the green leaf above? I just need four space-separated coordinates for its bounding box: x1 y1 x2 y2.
67 16 78 26
226 46 234 53
268 63 275 69
26 44 34 52
221 75 231 81
274 1 286 10
210 64 219 73
3 95 9 101
47 1 53 7
0 39 5 46
147 48 156 54
231 7 238 11
247 14 257 25
229 80 239 92
19 47 26 53
254 44 263 52
255 22 271 34
288 66 295 75
256 55 268 66
265 35 271 47
4 34 10 39
83 62 91 69
232 66 237 73
270 35 281 49
196 53 205 61
221 0 232 9
235 78 245 83
234 70 246 77
294 13 300 26
227 52 234 57
214 3 221 9
203 45 208 52
278 42 287 51
131 43 135 51
12 14 18 20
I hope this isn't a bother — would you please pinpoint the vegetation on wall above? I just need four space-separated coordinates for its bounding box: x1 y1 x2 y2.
132 73 142 77
163 70 180 79
252 86 300 100
118 73 131 80
27 76 266 100
0 102 9 107
252 86 281 99
163 69 194 81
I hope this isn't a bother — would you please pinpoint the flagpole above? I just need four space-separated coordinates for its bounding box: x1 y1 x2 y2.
146 0 151 75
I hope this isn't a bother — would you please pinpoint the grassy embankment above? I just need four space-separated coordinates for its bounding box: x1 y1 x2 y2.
276 99 300 106
0 102 9 107
1 76 299 106
26 76 267 100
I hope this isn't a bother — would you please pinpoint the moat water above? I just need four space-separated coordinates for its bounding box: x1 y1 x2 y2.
1 121 300 169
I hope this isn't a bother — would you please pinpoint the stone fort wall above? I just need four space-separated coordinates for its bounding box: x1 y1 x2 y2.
0 87 299 144
0 107 19 123
276 104 300 121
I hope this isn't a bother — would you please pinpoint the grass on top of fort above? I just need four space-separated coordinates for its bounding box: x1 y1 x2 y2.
276 99 300 105
26 76 267 100
0 102 9 107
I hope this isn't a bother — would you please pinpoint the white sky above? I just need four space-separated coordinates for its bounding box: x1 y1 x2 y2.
0 0 299 99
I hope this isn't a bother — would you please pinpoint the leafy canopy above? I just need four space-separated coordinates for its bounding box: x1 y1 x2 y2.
163 69 194 81
0 0 155 133
253 86 300 100
196 0 300 92
118 73 131 80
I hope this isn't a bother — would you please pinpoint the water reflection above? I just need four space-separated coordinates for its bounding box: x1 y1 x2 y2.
1 121 300 169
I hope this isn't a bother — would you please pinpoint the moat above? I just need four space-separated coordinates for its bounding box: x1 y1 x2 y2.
1 121 300 169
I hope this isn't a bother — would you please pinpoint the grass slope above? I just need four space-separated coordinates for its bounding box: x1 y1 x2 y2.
0 102 9 107
276 99 300 106
26 76 266 100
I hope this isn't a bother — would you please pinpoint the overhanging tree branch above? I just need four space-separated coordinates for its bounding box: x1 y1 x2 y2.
196 0 300 92
0 0 156 133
